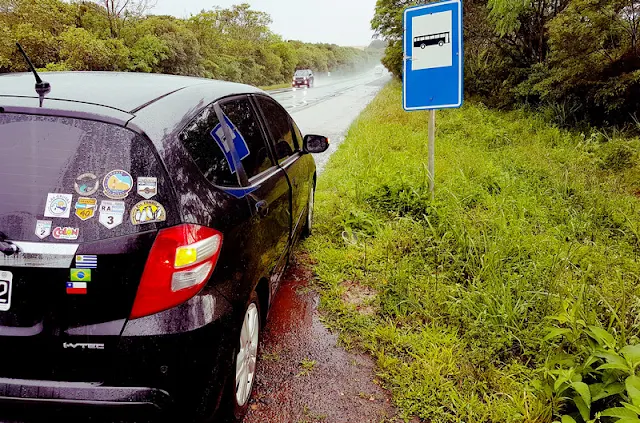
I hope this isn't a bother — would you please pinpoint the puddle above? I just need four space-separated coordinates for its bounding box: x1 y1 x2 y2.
244 256 397 423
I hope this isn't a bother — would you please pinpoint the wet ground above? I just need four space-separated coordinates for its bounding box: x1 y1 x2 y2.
244 256 397 423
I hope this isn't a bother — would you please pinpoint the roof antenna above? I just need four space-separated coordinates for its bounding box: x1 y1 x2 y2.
16 43 51 107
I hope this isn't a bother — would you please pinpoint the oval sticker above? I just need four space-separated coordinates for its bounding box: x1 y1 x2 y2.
130 200 166 225
103 170 133 200
75 173 99 196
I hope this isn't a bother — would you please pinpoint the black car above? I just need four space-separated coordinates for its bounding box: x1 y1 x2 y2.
292 69 314 88
0 71 329 422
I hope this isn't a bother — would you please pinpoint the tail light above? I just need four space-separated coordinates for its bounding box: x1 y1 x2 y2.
130 224 223 319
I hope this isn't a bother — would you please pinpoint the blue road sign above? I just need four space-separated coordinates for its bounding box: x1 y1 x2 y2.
403 0 463 110
210 114 250 174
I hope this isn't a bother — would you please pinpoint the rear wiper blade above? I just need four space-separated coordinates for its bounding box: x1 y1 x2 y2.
0 231 20 257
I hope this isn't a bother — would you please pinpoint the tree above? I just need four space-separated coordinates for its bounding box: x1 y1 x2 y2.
372 0 423 78
0 0 382 87
526 0 640 124
94 0 157 37
272 41 298 81
59 26 129 70
124 15 202 75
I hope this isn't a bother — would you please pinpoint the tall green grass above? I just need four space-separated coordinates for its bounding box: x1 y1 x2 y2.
305 81 640 422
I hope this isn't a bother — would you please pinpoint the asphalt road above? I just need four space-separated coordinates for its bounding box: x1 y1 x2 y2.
271 69 392 174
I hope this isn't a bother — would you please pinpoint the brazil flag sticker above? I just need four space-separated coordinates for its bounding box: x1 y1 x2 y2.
70 269 91 282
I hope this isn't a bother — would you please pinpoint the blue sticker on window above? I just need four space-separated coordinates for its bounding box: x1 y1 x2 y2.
210 115 250 174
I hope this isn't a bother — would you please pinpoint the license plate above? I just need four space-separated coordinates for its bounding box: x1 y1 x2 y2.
0 270 12 311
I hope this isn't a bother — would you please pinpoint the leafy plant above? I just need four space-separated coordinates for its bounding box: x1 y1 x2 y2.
541 298 640 423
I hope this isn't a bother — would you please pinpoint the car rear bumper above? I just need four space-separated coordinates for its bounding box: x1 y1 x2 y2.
0 377 171 408
0 292 237 420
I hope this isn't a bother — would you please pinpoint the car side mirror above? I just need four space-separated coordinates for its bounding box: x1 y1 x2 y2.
303 135 329 153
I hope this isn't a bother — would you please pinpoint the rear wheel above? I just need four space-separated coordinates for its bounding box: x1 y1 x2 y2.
227 291 261 422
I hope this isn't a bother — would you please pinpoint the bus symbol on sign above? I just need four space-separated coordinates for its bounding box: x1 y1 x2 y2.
414 32 451 49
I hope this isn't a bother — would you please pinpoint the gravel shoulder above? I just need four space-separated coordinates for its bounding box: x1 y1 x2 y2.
244 255 398 423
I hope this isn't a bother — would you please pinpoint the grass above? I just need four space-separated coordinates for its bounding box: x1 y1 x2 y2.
259 83 291 91
305 81 640 422
296 358 318 377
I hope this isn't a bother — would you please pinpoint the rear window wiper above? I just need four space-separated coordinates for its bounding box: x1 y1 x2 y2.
0 231 19 257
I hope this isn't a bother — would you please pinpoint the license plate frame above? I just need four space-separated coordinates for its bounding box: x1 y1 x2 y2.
0 270 12 311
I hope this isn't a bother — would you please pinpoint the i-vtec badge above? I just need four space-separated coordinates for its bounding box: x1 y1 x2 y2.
63 342 105 350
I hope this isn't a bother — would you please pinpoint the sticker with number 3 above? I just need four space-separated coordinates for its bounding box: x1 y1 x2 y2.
99 212 123 229
0 271 13 312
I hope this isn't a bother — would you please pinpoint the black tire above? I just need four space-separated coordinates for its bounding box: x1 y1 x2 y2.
302 185 315 238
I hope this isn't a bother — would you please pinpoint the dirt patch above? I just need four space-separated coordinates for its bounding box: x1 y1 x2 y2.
244 256 397 423
340 280 378 316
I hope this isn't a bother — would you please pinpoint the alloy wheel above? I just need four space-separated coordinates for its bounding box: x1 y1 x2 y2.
235 303 259 407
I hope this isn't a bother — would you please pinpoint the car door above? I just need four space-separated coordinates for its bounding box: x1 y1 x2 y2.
218 96 292 299
254 94 313 241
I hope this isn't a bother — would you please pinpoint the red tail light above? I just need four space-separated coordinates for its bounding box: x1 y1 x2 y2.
130 224 223 319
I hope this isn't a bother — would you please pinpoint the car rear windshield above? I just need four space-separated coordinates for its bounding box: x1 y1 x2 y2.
0 113 173 243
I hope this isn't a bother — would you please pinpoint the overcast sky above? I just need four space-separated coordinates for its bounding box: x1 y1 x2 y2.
152 0 377 47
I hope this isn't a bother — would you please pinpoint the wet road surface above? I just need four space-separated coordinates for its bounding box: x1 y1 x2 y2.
244 73 396 422
272 70 392 174
244 255 397 423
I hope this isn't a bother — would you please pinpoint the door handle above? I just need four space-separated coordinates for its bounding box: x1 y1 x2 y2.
255 200 269 218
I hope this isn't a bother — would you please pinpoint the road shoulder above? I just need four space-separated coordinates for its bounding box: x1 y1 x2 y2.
244 254 398 423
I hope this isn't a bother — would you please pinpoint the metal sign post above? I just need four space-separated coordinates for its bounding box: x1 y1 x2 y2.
403 0 463 197
428 109 435 198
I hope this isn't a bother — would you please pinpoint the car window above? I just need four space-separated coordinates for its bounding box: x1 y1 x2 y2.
220 97 274 179
256 96 298 163
291 119 304 150
0 113 172 242
179 105 238 187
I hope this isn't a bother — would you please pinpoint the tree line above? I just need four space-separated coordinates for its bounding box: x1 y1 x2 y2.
373 0 640 127
0 0 382 87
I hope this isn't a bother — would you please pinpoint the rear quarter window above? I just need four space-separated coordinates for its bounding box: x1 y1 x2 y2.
0 114 174 242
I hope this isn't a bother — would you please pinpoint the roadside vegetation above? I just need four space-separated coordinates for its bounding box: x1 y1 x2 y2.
307 81 640 422
373 0 640 128
0 0 382 86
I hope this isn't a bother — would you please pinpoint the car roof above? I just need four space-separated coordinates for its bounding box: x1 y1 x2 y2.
0 72 261 114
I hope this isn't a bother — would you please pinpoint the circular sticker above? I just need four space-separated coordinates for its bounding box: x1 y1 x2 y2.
74 173 99 196
130 200 167 225
49 197 70 216
103 170 133 200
